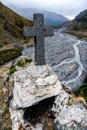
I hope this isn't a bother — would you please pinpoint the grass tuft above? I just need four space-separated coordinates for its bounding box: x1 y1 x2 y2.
67 101 72 106
9 67 17 75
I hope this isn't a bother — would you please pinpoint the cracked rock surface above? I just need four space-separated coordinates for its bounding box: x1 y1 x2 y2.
52 90 87 130
10 64 62 109
9 64 62 130
9 64 87 130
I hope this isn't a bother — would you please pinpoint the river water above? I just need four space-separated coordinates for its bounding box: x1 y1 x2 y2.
22 28 87 91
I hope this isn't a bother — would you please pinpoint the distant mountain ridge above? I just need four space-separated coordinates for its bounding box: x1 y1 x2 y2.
75 9 87 22
63 9 87 31
7 5 69 26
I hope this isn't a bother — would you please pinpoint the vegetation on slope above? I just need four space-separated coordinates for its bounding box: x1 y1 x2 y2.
66 30 87 40
0 47 23 65
0 2 33 65
0 2 32 43
75 77 87 103
0 56 33 129
64 10 87 40
0 84 12 130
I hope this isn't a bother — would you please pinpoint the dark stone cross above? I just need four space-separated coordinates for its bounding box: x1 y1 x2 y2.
23 13 54 65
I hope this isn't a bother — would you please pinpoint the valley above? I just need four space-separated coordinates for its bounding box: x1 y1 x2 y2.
22 28 87 90
0 1 87 130
0 3 87 130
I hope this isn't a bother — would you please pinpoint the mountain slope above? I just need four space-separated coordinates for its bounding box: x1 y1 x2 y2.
75 9 87 22
63 9 87 40
73 9 87 31
0 2 32 44
64 9 87 31
7 6 69 26
0 2 33 65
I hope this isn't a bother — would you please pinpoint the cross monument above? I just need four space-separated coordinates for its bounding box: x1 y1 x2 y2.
23 13 54 65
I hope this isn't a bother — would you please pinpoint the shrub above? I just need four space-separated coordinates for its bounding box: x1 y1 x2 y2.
17 60 25 67
75 77 87 102
25 58 32 63
17 58 32 67
67 101 72 106
9 67 17 75
0 47 23 65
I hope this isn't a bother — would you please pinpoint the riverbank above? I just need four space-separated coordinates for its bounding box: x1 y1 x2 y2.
65 30 87 40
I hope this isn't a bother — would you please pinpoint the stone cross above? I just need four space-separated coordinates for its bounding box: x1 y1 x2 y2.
23 13 54 65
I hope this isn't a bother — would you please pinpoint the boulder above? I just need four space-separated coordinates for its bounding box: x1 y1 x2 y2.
9 64 87 130
9 64 62 130
52 90 87 130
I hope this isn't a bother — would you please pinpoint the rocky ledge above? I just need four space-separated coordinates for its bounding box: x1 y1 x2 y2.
52 90 87 130
9 64 87 130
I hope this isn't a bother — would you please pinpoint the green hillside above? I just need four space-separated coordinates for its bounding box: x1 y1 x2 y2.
0 2 32 44
73 9 87 31
0 2 33 65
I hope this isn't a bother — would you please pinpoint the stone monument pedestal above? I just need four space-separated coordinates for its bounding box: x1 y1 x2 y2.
9 64 62 130
9 63 87 130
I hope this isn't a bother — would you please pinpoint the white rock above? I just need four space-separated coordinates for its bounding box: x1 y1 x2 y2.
9 108 24 130
52 92 87 130
30 124 43 130
9 64 87 130
52 90 70 116
56 105 85 124
11 65 62 108
27 64 51 78
9 64 62 130
36 75 58 86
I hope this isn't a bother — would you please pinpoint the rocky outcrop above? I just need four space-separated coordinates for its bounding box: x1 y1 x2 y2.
9 64 62 130
8 63 87 130
52 91 87 130
10 64 62 109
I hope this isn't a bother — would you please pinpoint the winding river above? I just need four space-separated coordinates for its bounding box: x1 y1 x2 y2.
22 28 87 90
